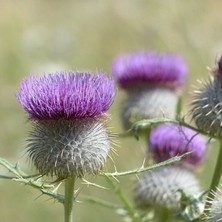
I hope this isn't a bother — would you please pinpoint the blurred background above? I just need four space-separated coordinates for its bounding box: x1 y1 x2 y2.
0 1 222 221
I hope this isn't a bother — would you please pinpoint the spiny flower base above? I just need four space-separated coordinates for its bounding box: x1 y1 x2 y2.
191 62 222 138
28 118 111 179
134 166 201 210
121 87 178 129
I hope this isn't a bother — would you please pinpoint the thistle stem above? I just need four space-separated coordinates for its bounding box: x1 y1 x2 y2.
176 96 182 116
105 176 141 222
64 176 76 222
101 152 189 177
204 140 222 214
155 207 172 222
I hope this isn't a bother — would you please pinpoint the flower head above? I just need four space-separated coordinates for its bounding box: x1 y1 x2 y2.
17 71 115 120
134 166 201 209
191 55 222 138
111 51 188 129
112 51 188 90
17 71 115 179
149 123 206 167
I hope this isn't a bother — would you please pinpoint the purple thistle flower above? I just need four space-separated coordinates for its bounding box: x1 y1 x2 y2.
191 55 222 138
17 71 115 179
149 123 206 167
111 51 188 129
17 72 115 120
134 165 201 210
112 51 188 90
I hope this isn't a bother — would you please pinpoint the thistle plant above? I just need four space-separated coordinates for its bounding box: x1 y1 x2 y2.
16 71 115 222
134 122 207 221
190 55 222 218
111 51 188 129
1 51 222 222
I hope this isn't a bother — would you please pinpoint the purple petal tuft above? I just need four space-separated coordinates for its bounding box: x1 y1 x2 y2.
17 71 115 120
111 51 188 90
149 123 206 167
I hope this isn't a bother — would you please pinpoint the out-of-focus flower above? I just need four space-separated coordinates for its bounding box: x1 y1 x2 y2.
17 71 115 179
134 165 201 210
191 55 222 138
112 51 187 90
112 51 188 129
149 123 206 167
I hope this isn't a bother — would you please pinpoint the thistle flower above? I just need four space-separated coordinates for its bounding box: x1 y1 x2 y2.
134 166 201 210
149 123 206 167
112 51 188 129
206 185 222 222
17 71 115 179
191 55 222 138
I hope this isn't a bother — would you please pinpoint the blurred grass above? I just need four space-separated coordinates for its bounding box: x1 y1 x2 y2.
0 0 222 221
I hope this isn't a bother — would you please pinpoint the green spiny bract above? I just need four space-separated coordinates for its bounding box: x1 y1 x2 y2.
191 56 222 138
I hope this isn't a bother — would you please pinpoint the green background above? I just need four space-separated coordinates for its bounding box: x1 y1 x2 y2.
0 1 221 221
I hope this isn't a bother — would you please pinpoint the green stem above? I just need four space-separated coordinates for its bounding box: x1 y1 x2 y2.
130 117 213 140
204 140 222 214
64 176 76 222
105 176 141 222
155 207 172 222
81 195 120 209
176 95 182 117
